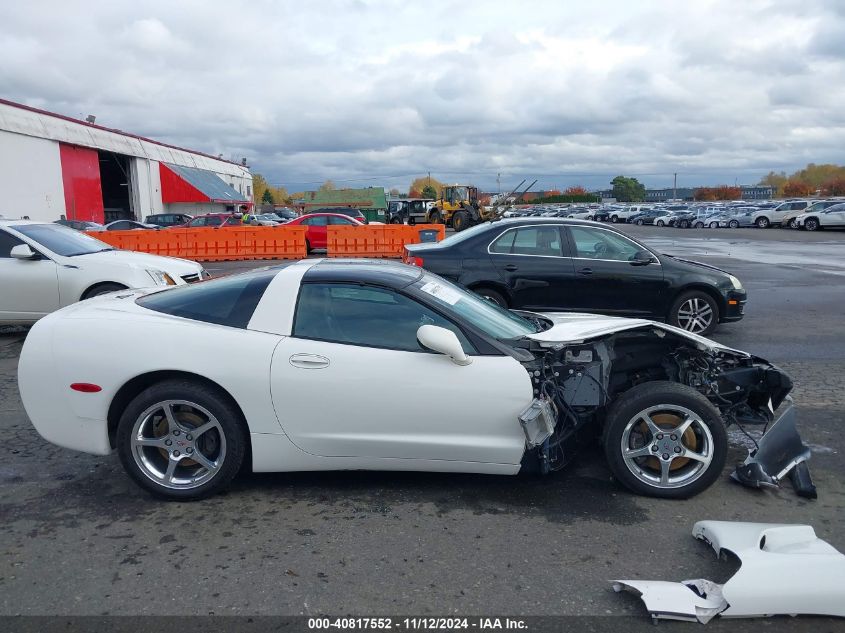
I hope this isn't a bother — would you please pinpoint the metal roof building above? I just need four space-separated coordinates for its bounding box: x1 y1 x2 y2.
0 98 253 224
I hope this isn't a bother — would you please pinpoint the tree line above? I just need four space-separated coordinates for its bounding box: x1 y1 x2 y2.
759 163 845 197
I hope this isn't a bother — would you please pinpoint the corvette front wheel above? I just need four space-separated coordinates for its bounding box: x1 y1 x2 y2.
603 381 727 499
116 379 247 500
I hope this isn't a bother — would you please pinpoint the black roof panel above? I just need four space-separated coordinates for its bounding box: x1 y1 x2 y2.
304 259 423 289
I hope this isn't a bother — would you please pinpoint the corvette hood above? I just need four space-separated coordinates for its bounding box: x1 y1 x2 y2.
525 312 738 352
71 249 202 276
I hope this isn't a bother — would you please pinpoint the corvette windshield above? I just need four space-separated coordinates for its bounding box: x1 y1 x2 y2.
412 274 538 340
13 223 113 257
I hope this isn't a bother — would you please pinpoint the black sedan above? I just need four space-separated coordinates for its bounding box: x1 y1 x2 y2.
403 218 747 335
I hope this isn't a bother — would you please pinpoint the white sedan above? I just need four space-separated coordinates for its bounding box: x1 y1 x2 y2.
0 219 207 325
19 259 794 500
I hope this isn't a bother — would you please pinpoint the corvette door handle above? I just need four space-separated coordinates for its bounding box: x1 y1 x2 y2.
578 267 593 275
289 354 330 369
504 264 519 271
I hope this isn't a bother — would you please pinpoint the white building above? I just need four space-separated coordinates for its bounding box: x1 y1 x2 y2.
0 98 253 223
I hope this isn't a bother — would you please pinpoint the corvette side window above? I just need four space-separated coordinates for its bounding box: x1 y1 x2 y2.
294 283 475 353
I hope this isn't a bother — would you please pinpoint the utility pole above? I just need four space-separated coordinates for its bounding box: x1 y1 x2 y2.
673 172 677 201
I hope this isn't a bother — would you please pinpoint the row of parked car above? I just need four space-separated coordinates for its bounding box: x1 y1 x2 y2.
504 198 845 231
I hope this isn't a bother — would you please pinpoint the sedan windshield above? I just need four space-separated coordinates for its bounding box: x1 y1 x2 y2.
13 223 113 257
411 274 538 340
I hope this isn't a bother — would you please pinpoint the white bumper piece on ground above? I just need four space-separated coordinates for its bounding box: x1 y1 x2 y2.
614 520 845 623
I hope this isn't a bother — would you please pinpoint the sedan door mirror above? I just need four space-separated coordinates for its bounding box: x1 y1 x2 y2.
417 325 472 366
10 244 38 260
630 250 656 266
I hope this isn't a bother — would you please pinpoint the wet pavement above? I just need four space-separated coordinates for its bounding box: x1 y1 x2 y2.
1 227 844 627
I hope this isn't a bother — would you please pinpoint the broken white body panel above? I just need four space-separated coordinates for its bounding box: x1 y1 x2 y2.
614 521 845 622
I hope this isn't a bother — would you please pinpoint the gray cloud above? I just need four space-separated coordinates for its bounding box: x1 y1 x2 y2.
0 0 842 191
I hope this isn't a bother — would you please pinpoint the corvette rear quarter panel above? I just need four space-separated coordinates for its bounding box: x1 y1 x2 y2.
20 309 285 455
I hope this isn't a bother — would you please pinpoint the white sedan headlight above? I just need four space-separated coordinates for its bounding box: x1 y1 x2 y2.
728 274 743 290
146 269 176 286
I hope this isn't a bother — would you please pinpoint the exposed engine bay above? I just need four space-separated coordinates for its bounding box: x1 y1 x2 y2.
513 326 794 477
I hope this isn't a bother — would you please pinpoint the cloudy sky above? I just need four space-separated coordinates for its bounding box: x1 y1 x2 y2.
1 0 843 192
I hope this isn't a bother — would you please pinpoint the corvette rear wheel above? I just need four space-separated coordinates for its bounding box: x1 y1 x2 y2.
117 380 247 500
603 381 726 499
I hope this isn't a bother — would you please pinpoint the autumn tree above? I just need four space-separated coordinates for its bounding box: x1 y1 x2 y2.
782 180 814 197
790 163 845 190
694 188 717 201
563 186 588 196
821 176 845 196
759 171 788 196
319 180 336 192
251 173 291 205
409 176 444 198
389 187 400 197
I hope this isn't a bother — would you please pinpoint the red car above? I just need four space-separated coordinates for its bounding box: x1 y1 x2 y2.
286 213 364 252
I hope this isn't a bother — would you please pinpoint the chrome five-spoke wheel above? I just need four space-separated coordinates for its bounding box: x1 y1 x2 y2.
620 405 713 490
603 381 727 498
117 379 246 499
131 400 226 490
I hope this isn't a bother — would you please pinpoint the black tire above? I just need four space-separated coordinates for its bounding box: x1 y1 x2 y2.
305 239 312 254
116 379 248 500
82 282 127 299
429 211 443 225
709 221 719 228
474 287 508 308
787 219 797 229
452 210 471 232
408 218 416 226
603 381 727 499
728 220 739 228
679 220 689 229
805 217 820 231
611 215 619 223
668 290 719 335
656 220 665 227
694 221 704 228
755 217 770 228
635 219 644 226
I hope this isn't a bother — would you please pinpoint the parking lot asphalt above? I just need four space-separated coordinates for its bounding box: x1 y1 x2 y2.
1 226 844 628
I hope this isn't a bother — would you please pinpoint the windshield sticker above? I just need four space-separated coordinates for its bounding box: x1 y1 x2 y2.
420 281 462 305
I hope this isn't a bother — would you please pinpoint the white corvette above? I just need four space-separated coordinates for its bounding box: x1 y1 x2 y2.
19 259 794 500
0 219 207 325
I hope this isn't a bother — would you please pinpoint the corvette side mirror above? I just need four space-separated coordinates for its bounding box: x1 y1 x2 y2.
10 244 38 260
417 325 472 366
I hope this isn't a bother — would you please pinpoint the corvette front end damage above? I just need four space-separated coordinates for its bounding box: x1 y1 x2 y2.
614 521 845 623
514 322 812 491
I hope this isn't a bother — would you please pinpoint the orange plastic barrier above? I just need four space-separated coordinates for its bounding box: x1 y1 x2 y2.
326 223 445 258
85 226 307 262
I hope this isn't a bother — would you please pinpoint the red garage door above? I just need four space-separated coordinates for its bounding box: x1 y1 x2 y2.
59 144 104 223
